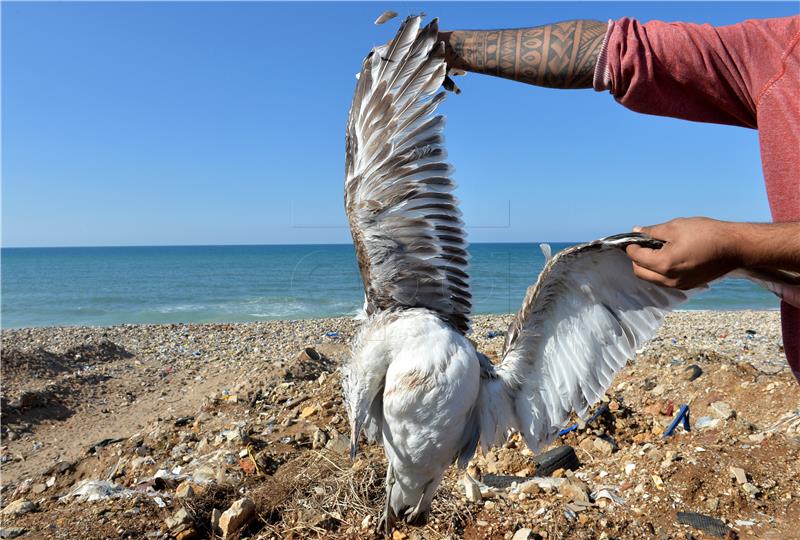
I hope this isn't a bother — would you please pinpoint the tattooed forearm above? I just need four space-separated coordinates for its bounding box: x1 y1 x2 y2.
440 20 607 89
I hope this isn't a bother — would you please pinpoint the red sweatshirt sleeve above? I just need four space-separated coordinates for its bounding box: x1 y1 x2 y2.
595 17 795 129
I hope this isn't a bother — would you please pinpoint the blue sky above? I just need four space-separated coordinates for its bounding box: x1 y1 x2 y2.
3 1 797 247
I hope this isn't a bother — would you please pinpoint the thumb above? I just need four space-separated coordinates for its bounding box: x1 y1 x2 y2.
632 225 652 234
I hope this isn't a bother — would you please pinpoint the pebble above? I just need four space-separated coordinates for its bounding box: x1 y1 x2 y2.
710 401 735 420
1 499 34 516
512 528 533 540
218 497 255 539
0 529 27 539
729 466 747 484
461 473 482 502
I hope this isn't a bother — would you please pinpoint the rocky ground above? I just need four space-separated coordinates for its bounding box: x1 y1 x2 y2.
1 311 799 539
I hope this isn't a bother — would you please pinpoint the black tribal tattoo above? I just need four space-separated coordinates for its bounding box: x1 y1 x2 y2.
443 20 607 89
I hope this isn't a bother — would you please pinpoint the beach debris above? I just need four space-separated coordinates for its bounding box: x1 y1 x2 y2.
63 479 133 502
534 445 580 476
663 404 691 437
1 499 34 516
86 437 126 455
682 364 703 381
695 416 721 430
0 529 28 539
710 401 735 420
218 497 255 539
592 488 625 506
676 511 735 538
559 404 608 436
374 10 398 25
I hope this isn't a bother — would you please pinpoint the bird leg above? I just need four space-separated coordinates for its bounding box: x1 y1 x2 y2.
379 462 397 537
404 479 432 524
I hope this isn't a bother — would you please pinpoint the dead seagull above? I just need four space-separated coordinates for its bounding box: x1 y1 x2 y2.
342 14 799 534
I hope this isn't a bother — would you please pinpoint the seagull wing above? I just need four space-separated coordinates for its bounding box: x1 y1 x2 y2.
345 15 471 333
476 233 693 451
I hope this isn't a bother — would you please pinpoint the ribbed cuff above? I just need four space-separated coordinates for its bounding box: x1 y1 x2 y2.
593 19 615 92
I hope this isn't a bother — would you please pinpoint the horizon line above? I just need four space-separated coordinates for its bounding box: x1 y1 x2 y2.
0 240 589 250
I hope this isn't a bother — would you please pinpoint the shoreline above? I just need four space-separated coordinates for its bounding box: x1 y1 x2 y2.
0 306 783 332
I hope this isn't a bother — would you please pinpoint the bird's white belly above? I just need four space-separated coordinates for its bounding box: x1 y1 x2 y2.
378 310 480 508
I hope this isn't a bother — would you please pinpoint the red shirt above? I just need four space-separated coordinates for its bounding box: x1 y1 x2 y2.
594 16 800 382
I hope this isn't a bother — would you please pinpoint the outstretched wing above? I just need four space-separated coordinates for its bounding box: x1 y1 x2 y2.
477 233 693 450
345 15 471 333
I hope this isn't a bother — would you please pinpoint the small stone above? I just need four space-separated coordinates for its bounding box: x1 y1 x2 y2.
361 515 372 529
625 463 636 476
593 436 616 456
0 528 28 539
176 528 198 540
300 405 318 419
392 531 407 540
325 432 350 455
742 483 759 496
651 475 664 490
462 473 482 502
484 500 496 510
211 509 222 536
31 483 46 495
512 528 533 540
218 497 255 539
558 479 590 504
729 466 747 484
552 468 565 478
239 458 256 475
1 499 35 516
175 481 197 499
710 401 735 420
165 508 191 530
651 384 666 396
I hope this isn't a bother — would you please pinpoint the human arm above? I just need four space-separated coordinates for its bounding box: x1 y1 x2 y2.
626 218 800 290
439 20 607 89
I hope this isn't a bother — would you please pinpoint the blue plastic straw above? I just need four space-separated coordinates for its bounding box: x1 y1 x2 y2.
663 404 690 438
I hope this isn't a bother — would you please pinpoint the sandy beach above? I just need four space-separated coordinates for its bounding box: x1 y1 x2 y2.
1 311 799 539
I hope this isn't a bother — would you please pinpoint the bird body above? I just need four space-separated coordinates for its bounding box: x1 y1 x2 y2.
342 14 800 533
345 308 479 525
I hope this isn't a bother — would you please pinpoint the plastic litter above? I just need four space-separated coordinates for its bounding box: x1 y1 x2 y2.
676 511 732 538
663 404 690 437
559 404 609 436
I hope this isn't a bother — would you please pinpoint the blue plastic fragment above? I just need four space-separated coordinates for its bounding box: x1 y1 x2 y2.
559 403 609 437
663 404 690 438
325 331 339 338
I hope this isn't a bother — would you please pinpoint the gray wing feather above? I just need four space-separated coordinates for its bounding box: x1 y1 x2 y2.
345 15 471 333
477 233 692 451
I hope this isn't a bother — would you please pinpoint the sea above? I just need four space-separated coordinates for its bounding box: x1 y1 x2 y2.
1 243 778 329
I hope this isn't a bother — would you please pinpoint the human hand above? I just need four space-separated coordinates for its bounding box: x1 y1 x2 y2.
625 217 742 290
